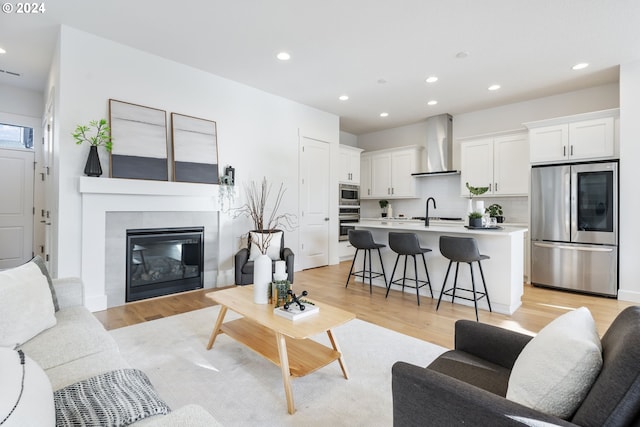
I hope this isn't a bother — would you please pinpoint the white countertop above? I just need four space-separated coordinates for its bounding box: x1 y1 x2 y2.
355 219 527 236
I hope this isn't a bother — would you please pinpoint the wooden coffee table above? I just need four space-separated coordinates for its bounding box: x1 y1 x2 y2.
205 286 356 414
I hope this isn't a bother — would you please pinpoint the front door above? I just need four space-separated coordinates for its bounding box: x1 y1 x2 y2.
299 136 330 269
0 148 35 268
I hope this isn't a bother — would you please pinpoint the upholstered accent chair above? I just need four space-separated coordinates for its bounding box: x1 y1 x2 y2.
392 306 640 426
234 229 294 285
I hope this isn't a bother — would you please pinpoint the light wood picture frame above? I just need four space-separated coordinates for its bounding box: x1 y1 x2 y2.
109 99 168 181
171 113 219 184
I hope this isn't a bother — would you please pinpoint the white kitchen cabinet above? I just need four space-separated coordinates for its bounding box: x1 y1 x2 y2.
339 145 363 184
460 132 529 197
526 109 618 164
361 146 422 199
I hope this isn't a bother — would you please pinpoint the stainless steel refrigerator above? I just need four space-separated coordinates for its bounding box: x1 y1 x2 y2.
530 161 618 296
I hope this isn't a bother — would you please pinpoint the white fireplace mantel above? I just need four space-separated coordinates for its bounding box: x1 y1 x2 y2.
79 177 220 311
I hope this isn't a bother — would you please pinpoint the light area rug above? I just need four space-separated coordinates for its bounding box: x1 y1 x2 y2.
109 306 447 427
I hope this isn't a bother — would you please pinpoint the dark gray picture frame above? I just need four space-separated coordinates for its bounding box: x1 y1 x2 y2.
109 99 169 181
171 113 219 184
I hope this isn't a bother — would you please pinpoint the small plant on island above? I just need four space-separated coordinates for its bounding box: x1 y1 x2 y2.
379 199 389 217
485 204 503 217
468 211 483 219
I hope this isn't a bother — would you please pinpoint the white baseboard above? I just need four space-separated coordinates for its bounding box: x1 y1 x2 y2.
617 289 640 303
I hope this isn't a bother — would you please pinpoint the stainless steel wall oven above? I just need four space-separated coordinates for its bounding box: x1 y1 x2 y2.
339 206 360 241
339 184 360 206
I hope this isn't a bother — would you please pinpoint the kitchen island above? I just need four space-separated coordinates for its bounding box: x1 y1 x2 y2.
352 220 527 315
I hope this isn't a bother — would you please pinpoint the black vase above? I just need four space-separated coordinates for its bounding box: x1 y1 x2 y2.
84 145 102 177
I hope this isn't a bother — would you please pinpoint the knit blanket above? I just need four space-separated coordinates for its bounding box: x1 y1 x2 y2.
54 369 170 426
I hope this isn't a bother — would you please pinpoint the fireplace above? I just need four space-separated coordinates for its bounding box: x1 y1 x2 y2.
126 227 204 302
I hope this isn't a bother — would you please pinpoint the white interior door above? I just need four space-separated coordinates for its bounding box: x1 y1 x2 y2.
300 136 330 269
0 148 35 269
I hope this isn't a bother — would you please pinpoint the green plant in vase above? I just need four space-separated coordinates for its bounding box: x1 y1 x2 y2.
485 203 504 223
72 118 113 177
379 199 389 217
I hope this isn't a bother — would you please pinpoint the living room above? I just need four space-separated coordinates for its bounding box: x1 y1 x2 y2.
2 2 640 425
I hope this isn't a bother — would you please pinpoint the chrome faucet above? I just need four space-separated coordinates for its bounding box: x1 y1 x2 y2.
425 197 436 226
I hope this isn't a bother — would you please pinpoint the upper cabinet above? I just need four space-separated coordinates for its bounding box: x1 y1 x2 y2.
361 146 422 199
339 145 363 184
460 131 529 197
525 109 619 164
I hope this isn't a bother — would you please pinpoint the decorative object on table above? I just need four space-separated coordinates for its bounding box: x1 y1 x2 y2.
109 99 168 181
221 165 235 186
273 290 319 320
486 203 505 223
379 200 389 217
465 182 489 215
468 211 484 228
271 280 291 307
273 260 287 281
232 177 297 300
72 118 112 177
171 113 219 184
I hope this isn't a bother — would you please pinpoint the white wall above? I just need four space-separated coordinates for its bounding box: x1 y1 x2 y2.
49 26 339 281
0 83 44 118
618 60 640 303
339 131 358 147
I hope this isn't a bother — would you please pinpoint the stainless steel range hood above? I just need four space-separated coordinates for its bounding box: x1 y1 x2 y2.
411 113 459 176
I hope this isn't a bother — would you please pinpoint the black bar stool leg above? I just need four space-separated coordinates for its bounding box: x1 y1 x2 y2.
412 254 420 306
386 254 401 298
377 248 387 285
437 261 453 311
421 253 433 298
478 260 492 312
469 262 479 322
346 248 358 287
368 249 373 293
451 262 460 304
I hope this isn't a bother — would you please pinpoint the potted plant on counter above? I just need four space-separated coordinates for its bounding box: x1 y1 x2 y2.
379 200 389 217
486 203 504 223
468 211 484 228
72 118 113 177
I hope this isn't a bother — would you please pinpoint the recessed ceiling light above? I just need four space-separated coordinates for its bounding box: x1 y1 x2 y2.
427 100 438 106
572 62 589 70
0 47 6 54
488 84 501 91
380 112 389 118
456 51 469 59
276 52 291 61
425 76 438 83
338 95 349 101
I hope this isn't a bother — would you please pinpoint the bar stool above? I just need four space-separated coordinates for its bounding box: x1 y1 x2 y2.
437 236 492 321
385 232 433 306
345 230 387 293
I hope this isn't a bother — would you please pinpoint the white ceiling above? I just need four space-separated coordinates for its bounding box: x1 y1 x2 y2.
0 0 638 135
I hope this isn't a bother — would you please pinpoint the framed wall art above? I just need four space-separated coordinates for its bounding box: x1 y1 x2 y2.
171 113 219 184
109 99 168 181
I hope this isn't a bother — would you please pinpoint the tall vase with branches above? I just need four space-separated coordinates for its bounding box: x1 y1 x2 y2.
234 177 297 254
233 177 297 304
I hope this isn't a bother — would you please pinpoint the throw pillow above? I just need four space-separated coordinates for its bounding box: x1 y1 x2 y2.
31 255 59 312
0 261 57 347
0 347 55 426
506 307 602 419
248 231 283 261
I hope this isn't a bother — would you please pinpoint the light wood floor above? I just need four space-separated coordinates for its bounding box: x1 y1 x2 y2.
94 261 635 348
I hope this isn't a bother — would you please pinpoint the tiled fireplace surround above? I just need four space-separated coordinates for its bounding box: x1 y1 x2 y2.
79 177 220 311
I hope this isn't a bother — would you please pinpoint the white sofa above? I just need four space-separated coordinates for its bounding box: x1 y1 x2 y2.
15 276 221 426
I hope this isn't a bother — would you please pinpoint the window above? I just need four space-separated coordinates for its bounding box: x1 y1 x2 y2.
0 123 34 149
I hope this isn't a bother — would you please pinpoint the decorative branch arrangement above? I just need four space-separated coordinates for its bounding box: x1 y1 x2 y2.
72 119 113 152
233 177 297 254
